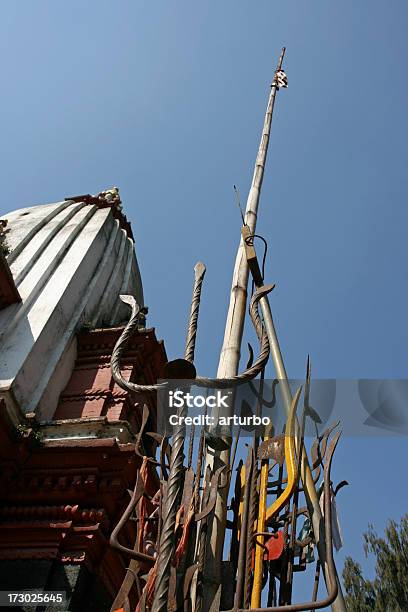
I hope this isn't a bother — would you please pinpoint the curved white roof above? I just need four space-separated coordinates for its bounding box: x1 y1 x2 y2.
0 195 143 422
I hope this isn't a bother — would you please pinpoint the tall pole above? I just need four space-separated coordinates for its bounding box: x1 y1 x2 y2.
201 48 286 612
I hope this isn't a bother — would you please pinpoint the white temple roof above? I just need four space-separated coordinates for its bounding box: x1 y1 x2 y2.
0 193 143 423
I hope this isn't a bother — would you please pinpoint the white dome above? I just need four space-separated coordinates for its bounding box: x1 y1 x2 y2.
0 193 143 422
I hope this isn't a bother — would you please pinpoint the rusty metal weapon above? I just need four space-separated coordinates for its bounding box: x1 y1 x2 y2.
152 262 206 612
225 429 342 612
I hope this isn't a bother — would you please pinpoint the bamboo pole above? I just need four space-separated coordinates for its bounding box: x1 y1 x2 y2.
201 48 286 612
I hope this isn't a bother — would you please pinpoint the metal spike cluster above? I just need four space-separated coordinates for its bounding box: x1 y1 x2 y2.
107 47 348 612
108 263 346 612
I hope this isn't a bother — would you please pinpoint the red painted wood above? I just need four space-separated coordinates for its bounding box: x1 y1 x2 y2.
0 324 167 605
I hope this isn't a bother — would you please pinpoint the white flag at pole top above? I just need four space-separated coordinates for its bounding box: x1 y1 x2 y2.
274 69 288 89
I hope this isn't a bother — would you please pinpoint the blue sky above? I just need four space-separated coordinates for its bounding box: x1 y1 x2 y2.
1 0 407 601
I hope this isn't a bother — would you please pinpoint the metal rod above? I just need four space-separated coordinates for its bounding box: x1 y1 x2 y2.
258 293 346 611
185 262 206 363
251 368 275 608
244 436 259 607
225 430 342 612
284 366 310 604
251 450 269 606
202 47 286 612
241 222 346 610
233 447 254 611
311 561 321 607
247 370 266 609
152 263 206 611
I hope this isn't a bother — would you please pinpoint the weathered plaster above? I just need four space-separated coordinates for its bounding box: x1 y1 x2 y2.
0 199 144 421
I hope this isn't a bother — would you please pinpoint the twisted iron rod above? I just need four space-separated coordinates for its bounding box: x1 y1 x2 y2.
110 285 273 396
151 262 206 612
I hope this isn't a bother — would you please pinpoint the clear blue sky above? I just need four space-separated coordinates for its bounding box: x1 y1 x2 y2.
1 0 407 600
